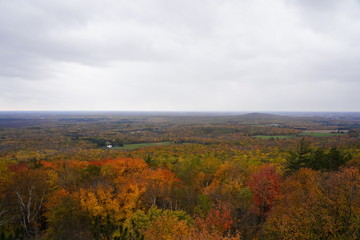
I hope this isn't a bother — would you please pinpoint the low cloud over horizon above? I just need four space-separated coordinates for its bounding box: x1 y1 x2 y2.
1 0 360 111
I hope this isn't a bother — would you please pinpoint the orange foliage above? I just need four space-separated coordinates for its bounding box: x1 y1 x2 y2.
45 188 70 212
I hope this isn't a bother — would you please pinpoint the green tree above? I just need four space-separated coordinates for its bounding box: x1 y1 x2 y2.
286 140 351 172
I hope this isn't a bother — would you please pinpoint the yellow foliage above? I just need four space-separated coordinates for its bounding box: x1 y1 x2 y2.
143 215 193 240
79 184 145 225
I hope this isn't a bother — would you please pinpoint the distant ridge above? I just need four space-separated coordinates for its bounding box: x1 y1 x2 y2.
240 112 284 119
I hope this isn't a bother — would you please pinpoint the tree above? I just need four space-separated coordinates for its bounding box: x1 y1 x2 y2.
262 169 327 239
263 168 360 239
0 203 9 227
45 190 93 240
143 214 192 240
5 168 54 238
248 164 281 224
141 168 180 209
321 168 360 239
196 201 234 236
286 139 352 172
286 139 312 172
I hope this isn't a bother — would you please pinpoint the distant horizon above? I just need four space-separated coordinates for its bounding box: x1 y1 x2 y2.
1 110 359 114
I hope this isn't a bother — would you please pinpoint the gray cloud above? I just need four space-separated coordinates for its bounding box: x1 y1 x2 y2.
1 0 359 111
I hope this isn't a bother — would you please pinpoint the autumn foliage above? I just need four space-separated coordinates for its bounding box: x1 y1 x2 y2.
0 114 359 239
248 164 281 222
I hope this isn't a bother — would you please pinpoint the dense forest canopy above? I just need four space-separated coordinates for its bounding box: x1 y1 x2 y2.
0 112 359 239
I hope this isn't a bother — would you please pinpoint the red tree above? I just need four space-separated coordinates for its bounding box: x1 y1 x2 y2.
248 164 281 223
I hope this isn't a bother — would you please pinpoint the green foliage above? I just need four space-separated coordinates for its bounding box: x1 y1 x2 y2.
28 157 44 169
80 164 101 183
82 137 109 147
286 139 352 172
0 231 17 240
113 223 144 240
91 215 117 240
194 194 212 217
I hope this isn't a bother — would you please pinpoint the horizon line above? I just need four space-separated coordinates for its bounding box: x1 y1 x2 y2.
0 110 359 113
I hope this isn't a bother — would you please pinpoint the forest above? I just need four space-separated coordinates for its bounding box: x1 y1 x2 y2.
0 111 359 239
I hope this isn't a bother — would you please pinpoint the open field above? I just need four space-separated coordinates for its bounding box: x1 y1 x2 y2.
299 132 344 137
113 142 172 150
302 130 349 133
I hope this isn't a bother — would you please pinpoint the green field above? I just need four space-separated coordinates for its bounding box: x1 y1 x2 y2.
299 132 343 137
113 142 172 150
253 135 294 139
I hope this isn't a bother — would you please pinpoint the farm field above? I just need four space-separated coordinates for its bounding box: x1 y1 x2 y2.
299 132 344 137
113 142 172 150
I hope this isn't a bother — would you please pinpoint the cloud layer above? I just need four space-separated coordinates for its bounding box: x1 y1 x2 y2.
1 0 360 111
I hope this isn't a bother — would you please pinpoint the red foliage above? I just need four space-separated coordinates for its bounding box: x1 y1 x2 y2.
8 162 28 173
248 164 281 220
196 201 234 235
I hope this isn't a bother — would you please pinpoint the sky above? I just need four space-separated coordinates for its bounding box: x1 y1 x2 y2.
1 0 360 112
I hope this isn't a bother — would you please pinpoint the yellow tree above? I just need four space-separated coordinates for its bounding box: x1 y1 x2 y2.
263 168 360 239
78 184 145 239
143 214 193 240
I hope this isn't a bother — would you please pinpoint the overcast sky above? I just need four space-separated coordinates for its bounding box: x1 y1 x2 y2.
1 0 359 111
